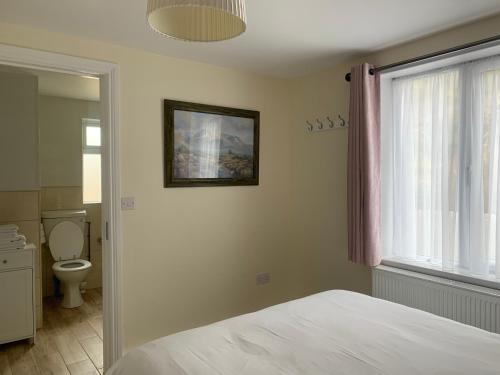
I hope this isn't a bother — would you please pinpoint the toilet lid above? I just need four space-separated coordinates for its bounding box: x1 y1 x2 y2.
49 221 84 261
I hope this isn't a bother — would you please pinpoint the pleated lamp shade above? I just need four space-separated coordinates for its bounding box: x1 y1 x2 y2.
147 0 247 42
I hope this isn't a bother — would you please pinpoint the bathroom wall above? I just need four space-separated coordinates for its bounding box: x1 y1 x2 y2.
38 95 102 296
0 70 39 191
0 70 43 327
39 95 99 187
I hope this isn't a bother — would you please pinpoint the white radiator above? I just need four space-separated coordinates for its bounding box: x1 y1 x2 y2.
372 265 500 334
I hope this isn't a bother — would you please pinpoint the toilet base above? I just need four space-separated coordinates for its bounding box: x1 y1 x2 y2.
61 282 84 308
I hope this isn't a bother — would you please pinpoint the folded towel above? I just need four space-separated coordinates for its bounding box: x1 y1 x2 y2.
0 246 26 253
0 233 19 241
0 224 19 233
0 235 26 246
0 241 26 250
0 245 25 252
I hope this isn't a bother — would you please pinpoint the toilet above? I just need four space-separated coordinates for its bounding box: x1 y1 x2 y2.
42 209 92 308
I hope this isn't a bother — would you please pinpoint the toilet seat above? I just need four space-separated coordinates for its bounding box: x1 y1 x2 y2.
48 220 84 261
52 259 91 272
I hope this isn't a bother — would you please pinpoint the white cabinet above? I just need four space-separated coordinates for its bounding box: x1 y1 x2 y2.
0 245 35 344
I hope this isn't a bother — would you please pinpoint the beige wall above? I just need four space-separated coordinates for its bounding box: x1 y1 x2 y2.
1 13 500 352
290 13 500 295
39 95 100 187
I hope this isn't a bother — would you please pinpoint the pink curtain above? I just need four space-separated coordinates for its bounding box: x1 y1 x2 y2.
347 63 381 267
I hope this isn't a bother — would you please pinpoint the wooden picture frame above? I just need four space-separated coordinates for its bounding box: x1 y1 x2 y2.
164 100 260 187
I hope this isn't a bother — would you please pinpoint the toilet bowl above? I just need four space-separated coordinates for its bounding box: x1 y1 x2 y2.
42 210 92 308
53 259 92 308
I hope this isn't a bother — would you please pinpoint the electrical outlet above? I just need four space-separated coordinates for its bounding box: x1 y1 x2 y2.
256 272 271 286
121 197 135 210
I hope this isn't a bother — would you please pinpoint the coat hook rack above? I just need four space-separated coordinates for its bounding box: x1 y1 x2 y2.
326 116 335 128
305 115 348 133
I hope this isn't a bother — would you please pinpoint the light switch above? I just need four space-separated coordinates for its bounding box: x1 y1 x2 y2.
121 197 135 210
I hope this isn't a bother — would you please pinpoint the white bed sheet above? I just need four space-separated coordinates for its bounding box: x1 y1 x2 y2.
108 290 500 375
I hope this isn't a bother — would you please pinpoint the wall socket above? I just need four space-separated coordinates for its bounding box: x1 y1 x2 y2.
121 197 135 210
256 272 271 286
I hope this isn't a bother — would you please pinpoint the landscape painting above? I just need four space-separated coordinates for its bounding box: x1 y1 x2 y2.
164 100 259 187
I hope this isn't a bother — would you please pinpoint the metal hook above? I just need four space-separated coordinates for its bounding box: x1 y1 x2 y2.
326 116 335 128
338 115 346 127
306 120 314 131
316 119 324 130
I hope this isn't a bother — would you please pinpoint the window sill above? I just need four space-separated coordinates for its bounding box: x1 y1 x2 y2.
381 258 500 291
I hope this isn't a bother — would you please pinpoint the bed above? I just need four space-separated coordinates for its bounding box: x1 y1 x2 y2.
108 290 500 374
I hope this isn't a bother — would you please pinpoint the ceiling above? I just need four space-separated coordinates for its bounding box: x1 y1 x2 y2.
1 1 500 78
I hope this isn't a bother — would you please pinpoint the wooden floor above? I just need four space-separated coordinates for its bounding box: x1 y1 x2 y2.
0 288 103 375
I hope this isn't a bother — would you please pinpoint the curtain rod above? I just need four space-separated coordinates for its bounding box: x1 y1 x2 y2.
344 34 500 82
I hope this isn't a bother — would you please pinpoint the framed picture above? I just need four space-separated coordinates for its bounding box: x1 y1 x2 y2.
164 100 260 187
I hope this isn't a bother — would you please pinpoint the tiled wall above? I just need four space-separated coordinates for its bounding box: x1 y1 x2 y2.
41 186 102 296
0 191 43 328
40 186 83 211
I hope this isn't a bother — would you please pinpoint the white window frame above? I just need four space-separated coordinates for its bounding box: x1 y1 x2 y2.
380 42 500 289
82 118 101 154
82 118 102 204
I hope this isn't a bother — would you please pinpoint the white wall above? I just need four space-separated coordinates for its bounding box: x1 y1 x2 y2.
0 71 39 191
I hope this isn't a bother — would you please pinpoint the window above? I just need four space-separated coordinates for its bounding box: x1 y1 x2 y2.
382 55 500 281
82 118 101 204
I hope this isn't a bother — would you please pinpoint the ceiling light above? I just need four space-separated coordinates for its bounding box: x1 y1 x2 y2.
147 0 247 42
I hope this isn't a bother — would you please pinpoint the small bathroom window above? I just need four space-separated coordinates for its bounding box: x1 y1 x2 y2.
82 118 101 204
86 125 101 146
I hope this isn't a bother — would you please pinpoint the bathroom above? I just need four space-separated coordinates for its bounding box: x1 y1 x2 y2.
0 66 104 373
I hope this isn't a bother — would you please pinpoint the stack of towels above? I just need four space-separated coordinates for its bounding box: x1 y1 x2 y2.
0 224 26 251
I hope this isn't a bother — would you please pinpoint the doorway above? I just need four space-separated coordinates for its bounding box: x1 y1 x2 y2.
0 44 122 371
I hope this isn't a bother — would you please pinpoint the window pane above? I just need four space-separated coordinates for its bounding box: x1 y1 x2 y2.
86 126 101 147
385 58 500 279
480 68 500 271
391 69 461 266
83 153 101 203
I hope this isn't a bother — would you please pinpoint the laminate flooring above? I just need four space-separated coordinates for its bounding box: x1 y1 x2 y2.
0 288 103 375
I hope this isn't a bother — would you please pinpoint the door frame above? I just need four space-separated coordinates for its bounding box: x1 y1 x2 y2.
0 43 123 370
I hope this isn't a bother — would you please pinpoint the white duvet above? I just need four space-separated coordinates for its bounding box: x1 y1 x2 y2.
108 290 500 374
